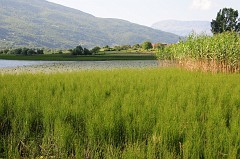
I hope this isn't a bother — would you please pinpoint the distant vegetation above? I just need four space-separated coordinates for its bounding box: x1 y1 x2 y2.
0 0 180 49
70 45 92 55
0 41 159 61
141 41 153 50
0 41 160 57
0 48 44 55
99 41 161 53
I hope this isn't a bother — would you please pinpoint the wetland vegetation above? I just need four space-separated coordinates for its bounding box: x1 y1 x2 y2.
157 32 240 73
0 69 240 158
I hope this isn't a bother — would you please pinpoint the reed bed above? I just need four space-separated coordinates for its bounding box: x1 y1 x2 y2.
0 68 240 158
157 32 240 73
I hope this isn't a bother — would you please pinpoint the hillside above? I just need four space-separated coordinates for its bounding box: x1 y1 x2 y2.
0 0 180 48
151 20 211 37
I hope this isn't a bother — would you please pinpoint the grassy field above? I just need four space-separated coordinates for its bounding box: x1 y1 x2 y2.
0 53 156 61
0 68 240 158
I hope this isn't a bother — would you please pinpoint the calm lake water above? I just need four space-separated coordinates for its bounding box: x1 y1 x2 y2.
0 60 56 68
0 60 159 69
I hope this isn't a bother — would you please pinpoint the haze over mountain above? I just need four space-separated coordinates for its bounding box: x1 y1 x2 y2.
151 20 212 37
0 0 180 49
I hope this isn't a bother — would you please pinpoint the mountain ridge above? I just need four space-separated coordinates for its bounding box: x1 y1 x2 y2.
151 20 212 37
0 0 180 48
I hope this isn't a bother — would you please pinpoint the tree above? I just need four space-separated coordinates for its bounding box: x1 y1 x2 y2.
132 44 141 50
36 49 44 54
3 49 9 54
91 46 101 54
72 45 83 55
21 48 29 55
27 49 35 55
103 45 112 51
15 48 22 55
211 8 240 34
141 41 153 50
121 45 131 50
113 46 122 51
83 48 91 55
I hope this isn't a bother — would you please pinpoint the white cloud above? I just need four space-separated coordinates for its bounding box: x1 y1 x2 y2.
191 0 212 10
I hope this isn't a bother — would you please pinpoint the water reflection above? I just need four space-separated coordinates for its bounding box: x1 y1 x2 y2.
0 60 56 68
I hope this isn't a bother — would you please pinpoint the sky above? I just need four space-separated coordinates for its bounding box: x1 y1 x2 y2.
47 0 240 26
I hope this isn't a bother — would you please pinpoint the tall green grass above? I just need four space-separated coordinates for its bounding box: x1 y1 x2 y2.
0 69 240 158
157 32 240 73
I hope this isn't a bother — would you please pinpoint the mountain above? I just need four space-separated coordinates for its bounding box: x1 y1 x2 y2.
151 20 212 37
0 0 180 49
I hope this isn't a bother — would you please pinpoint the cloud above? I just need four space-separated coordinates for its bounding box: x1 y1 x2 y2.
191 0 212 10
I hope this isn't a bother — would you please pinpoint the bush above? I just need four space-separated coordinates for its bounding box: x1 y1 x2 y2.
141 41 153 50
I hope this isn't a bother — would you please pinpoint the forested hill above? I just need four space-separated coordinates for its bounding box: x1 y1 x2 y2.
0 0 180 48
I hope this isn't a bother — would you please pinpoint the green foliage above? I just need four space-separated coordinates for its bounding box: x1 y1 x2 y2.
121 45 131 50
71 45 92 55
90 46 101 54
102 45 114 51
132 44 141 50
71 45 83 55
211 8 240 34
113 46 122 51
27 49 35 55
157 32 240 72
58 50 63 54
141 41 153 50
0 48 44 55
113 45 131 51
0 69 240 158
0 49 9 54
83 48 91 55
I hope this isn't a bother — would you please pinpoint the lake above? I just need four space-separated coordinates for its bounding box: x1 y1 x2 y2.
0 60 159 73
0 60 56 68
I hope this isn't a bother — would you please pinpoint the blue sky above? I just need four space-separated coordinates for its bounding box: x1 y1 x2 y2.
47 0 240 26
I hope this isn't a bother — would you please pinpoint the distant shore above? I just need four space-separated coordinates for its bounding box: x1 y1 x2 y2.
0 53 156 61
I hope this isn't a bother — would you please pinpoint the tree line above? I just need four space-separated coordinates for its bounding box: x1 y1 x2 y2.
70 41 161 55
0 48 44 55
69 45 92 55
90 41 164 53
101 41 157 51
0 41 164 56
